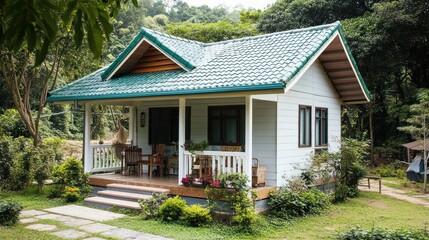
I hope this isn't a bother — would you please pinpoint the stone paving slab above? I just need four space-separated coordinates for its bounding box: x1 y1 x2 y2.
35 213 64 220
101 228 141 239
79 222 118 233
20 210 46 218
130 234 174 240
20 217 39 224
26 223 57 231
45 205 124 221
51 229 88 239
60 218 94 227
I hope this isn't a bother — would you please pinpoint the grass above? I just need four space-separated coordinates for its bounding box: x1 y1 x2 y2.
0 185 81 210
2 186 429 240
105 191 429 240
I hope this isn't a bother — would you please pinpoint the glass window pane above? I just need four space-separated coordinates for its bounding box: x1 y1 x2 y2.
315 120 320 146
224 119 237 144
223 109 237 116
299 108 305 145
210 119 221 144
305 107 311 145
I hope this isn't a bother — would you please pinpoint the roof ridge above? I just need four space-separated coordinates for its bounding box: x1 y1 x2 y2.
204 21 340 46
140 27 205 46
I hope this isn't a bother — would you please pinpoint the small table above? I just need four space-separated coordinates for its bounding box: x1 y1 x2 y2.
362 176 382 193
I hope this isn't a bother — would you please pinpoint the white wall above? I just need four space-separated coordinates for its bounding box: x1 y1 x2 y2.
253 99 277 186
134 97 278 182
276 60 342 186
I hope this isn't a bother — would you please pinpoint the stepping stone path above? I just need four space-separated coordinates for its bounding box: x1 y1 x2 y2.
19 205 173 240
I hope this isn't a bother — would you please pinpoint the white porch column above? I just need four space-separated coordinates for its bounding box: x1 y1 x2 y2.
178 98 186 184
83 103 92 173
244 95 253 188
129 106 135 145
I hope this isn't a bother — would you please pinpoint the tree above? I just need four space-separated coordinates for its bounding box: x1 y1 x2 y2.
399 89 429 191
0 0 137 146
165 21 259 43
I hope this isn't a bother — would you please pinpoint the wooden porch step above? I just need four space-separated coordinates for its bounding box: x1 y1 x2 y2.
106 183 170 194
97 190 152 201
84 196 141 210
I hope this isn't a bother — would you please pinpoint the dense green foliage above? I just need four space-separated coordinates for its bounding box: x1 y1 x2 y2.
159 196 187 222
182 204 212 227
138 192 168 219
308 138 369 202
205 173 257 230
51 157 91 194
269 184 330 219
165 21 259 43
0 201 22 226
337 227 429 240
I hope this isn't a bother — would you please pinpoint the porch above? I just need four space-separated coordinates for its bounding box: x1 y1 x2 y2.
83 95 278 187
88 173 274 199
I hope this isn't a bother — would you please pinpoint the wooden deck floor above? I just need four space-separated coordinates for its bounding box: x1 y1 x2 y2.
89 173 274 199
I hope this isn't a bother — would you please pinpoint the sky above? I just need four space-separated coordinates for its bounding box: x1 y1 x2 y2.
182 0 276 10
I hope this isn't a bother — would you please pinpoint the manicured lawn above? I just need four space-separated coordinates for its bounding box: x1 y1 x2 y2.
2 186 429 240
105 192 429 240
0 185 77 210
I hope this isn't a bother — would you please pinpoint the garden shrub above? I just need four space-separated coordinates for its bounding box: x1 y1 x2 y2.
7 143 34 191
269 186 330 219
206 173 258 229
52 157 91 194
63 187 81 203
337 226 429 240
159 196 187 222
182 204 211 227
139 192 168 219
0 201 23 226
370 163 406 179
310 138 369 202
0 136 13 190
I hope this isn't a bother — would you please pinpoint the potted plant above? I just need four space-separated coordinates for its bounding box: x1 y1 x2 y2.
181 176 192 187
219 173 249 192
183 140 208 155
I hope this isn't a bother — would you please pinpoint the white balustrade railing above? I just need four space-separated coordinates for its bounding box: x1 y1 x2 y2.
183 151 247 178
90 144 122 172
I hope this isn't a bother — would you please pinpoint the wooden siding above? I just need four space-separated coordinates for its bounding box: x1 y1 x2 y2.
319 36 367 103
276 60 341 186
131 46 181 74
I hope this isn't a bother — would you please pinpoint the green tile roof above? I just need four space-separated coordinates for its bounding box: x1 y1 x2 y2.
47 22 369 102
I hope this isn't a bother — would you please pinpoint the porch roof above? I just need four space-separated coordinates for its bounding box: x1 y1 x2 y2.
47 22 371 103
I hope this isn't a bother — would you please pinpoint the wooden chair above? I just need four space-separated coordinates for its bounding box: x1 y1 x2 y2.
221 145 242 152
122 146 142 176
149 144 165 178
136 144 165 178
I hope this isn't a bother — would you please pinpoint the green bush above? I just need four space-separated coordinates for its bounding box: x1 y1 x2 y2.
52 157 91 194
139 192 168 219
182 204 211 227
0 201 23 226
62 187 81 203
159 196 187 222
371 164 406 179
219 172 249 191
269 187 330 219
337 226 429 240
0 136 13 190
